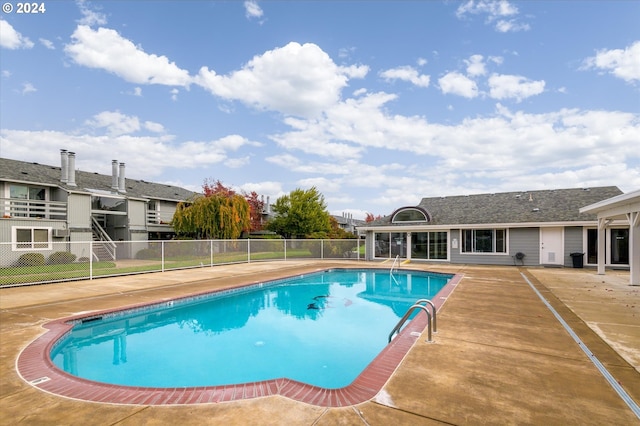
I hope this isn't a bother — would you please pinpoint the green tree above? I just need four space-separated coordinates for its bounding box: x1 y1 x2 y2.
265 187 331 238
171 193 250 239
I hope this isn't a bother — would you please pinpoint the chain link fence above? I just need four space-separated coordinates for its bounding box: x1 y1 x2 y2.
0 239 362 287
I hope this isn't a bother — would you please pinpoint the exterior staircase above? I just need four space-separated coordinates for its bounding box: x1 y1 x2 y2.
91 216 117 262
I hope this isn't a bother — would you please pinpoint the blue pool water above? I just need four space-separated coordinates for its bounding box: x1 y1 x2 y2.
51 268 451 389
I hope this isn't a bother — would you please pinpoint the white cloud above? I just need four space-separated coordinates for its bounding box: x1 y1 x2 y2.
338 46 356 59
465 54 486 77
582 41 640 83
240 181 284 199
216 134 261 151
488 74 545 102
39 38 55 49
143 121 165 133
0 19 34 49
265 153 301 168
225 156 251 168
86 111 141 136
456 0 518 18
380 66 430 88
195 42 368 118
76 0 107 26
85 112 167 136
489 55 504 65
495 19 530 33
21 82 37 94
1 70 11 78
244 1 263 19
3 99 639 215
456 0 530 33
0 121 265 181
298 177 342 193
438 71 479 98
265 87 640 196
65 25 192 86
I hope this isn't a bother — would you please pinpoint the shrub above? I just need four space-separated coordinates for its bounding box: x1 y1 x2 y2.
48 251 77 265
16 252 46 267
135 248 161 260
78 257 90 263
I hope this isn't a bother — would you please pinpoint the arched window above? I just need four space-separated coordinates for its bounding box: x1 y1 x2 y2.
391 207 430 223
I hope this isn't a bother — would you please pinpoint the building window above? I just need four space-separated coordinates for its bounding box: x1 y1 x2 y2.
8 184 46 218
374 232 390 257
462 229 506 253
374 232 408 257
412 232 448 260
12 227 52 250
587 228 629 265
391 207 430 223
611 229 629 265
587 229 598 264
91 195 126 213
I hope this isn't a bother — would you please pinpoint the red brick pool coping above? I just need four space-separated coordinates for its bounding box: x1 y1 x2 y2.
17 271 462 407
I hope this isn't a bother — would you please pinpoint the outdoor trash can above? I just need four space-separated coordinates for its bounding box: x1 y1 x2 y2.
570 252 584 268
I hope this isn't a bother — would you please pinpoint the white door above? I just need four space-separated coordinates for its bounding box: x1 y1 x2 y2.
540 227 564 265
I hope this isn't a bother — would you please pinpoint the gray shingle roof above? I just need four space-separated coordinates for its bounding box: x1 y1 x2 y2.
0 157 198 202
367 186 623 227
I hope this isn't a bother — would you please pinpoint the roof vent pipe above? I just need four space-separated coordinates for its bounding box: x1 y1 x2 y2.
111 160 119 190
60 149 68 183
67 152 77 187
118 162 126 193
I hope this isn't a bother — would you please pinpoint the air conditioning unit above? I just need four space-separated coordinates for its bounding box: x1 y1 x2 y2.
53 229 69 237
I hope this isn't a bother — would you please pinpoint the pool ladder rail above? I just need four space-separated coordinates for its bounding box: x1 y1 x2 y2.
389 255 400 285
388 299 437 343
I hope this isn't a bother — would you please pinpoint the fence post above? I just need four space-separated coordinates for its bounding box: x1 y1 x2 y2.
210 239 213 267
321 239 324 259
247 239 251 263
89 240 93 280
284 239 287 260
161 241 165 272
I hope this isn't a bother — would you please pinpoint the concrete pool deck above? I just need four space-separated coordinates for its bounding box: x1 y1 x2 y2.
1 261 638 425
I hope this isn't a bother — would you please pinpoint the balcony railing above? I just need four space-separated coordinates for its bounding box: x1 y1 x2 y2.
146 210 174 225
0 198 67 220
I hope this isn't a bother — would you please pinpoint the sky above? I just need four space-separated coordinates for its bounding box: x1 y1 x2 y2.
1 1 639 220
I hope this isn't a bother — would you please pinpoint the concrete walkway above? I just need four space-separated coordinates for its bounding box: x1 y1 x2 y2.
1 261 638 425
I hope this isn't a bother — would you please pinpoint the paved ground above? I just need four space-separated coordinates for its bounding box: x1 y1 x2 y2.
1 261 638 425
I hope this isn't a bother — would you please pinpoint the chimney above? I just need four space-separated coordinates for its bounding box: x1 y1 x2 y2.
111 160 119 190
67 152 77 187
60 149 68 183
118 162 126 193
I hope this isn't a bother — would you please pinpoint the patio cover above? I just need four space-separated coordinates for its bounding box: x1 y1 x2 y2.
580 189 640 286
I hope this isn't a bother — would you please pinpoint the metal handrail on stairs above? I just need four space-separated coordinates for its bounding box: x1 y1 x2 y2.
90 216 117 261
388 299 437 343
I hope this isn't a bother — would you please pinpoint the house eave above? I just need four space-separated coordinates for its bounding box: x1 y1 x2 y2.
356 220 628 232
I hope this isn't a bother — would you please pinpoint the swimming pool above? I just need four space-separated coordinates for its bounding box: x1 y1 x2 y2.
18 266 461 406
50 268 452 389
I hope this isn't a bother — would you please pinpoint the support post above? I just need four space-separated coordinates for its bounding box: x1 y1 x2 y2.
597 218 606 275
629 212 639 286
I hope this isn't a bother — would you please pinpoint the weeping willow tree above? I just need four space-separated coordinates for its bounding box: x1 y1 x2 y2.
171 193 250 239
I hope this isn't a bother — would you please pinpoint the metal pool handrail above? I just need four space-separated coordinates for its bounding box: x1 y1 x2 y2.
388 299 435 343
